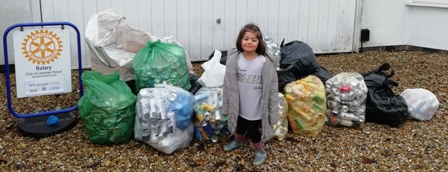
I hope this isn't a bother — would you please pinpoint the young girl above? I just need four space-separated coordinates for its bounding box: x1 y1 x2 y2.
221 24 279 165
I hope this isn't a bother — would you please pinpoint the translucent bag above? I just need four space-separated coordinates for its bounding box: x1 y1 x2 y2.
78 71 136 144
273 93 288 140
193 87 227 143
85 9 195 75
284 75 326 137
325 72 368 128
134 83 194 154
133 40 191 92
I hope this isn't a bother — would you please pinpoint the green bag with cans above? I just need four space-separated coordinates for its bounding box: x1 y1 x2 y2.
78 71 136 144
133 40 191 92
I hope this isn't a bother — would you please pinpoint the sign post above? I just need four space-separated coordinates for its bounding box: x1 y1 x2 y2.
2 22 83 137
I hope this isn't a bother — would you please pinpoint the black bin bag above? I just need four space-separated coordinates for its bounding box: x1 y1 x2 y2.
277 41 320 92
362 63 408 127
313 65 332 84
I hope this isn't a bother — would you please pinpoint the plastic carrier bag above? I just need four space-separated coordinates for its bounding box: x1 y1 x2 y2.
134 83 194 154
273 93 288 140
133 40 191 91
284 75 326 137
78 71 136 144
400 88 439 121
325 72 368 128
198 50 226 87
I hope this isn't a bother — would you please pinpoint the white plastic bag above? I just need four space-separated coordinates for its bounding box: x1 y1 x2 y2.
197 50 226 87
85 9 195 74
400 88 439 121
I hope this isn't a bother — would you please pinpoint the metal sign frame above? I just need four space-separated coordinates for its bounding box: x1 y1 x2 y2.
2 22 83 118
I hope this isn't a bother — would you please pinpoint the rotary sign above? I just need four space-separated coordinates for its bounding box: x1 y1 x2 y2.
13 28 72 98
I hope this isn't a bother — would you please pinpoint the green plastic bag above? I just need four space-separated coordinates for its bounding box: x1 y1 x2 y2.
78 71 136 144
133 40 191 92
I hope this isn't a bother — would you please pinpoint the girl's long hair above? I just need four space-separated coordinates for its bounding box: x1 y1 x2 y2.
236 23 267 57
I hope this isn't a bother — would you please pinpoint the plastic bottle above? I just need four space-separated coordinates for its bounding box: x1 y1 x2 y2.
194 92 209 102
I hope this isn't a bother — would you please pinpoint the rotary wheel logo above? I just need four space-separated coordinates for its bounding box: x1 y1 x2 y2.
22 29 63 65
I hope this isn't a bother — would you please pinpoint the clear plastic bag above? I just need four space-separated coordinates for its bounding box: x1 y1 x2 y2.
325 72 368 128
193 87 226 143
273 93 288 140
134 83 194 154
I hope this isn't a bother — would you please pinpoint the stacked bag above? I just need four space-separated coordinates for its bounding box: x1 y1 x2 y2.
133 40 191 91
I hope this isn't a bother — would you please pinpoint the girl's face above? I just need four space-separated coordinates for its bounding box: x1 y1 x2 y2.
241 31 259 54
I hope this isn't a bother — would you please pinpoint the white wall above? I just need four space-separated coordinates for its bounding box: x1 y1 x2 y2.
0 0 38 65
406 6 448 50
361 0 448 50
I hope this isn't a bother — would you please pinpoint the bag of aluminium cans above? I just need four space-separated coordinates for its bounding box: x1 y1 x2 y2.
78 71 136 144
273 93 288 140
193 87 228 143
132 40 191 92
134 83 194 154
325 72 368 128
284 75 326 137
263 35 281 69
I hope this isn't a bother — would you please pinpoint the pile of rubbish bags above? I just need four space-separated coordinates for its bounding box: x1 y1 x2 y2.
76 9 441 155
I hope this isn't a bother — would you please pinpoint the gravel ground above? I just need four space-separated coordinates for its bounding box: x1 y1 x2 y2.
0 50 447 171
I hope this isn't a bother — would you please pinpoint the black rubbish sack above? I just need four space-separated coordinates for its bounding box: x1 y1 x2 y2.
277 40 320 92
188 73 202 95
313 65 332 84
362 63 408 127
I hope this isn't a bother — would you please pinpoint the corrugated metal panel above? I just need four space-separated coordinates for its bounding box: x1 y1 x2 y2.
31 0 359 67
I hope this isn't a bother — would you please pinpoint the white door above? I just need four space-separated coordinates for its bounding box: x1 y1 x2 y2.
32 0 361 67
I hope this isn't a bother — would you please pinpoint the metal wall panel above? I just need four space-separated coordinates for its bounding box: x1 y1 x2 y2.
30 0 359 67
